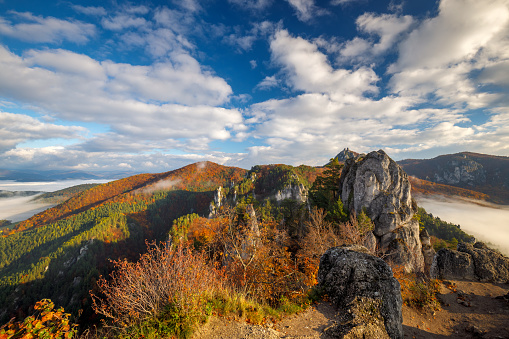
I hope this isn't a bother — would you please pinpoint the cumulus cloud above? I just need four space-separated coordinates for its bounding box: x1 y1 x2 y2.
72 5 107 16
255 75 280 90
0 11 96 43
337 13 413 65
101 14 148 31
389 0 509 108
286 0 327 22
270 29 379 101
0 112 86 152
0 45 240 155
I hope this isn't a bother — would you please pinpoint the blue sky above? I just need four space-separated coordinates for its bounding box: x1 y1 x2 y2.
0 0 508 173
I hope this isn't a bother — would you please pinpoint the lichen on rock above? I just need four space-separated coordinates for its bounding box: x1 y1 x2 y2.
318 245 403 339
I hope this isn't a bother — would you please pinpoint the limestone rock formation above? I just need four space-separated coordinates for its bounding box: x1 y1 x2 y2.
420 229 435 273
433 158 486 186
338 150 424 272
432 242 509 283
333 148 364 163
317 246 403 339
274 181 308 203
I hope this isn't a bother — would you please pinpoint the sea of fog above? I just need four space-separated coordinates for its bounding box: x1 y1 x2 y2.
0 179 113 223
416 196 509 255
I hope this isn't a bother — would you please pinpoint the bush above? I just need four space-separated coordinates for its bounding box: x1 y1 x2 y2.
392 266 441 311
0 299 77 339
91 242 224 337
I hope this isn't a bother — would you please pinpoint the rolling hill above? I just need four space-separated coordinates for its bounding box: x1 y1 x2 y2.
399 152 509 204
0 161 321 324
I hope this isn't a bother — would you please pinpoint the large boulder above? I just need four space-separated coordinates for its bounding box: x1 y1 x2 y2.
339 150 424 272
318 246 403 339
431 242 509 283
430 248 476 280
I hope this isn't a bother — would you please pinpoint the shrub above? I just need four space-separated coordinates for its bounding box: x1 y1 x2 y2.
91 242 224 337
0 299 77 339
392 265 441 311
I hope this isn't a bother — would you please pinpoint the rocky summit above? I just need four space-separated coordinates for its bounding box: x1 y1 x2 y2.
338 150 424 272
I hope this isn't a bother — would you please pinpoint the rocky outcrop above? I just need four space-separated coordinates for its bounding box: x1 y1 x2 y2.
420 229 435 273
339 150 424 272
209 186 225 217
274 181 308 203
433 158 486 187
432 242 509 282
333 148 364 163
318 246 403 339
430 248 475 280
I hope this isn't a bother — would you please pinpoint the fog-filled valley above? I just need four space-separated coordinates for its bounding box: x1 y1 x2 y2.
0 194 54 223
0 179 113 223
417 196 509 255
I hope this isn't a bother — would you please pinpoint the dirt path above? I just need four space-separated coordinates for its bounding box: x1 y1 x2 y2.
193 280 509 339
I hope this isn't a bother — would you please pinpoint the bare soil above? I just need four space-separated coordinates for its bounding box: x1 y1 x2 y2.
193 280 509 338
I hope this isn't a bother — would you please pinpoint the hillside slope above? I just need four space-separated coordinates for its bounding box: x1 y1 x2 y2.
0 162 247 323
399 152 509 204
0 161 323 325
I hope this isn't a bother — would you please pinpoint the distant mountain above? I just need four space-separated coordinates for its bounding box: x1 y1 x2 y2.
0 168 137 182
399 152 509 204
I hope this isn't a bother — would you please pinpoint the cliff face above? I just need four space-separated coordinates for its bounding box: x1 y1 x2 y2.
432 159 486 186
399 152 509 204
339 150 424 272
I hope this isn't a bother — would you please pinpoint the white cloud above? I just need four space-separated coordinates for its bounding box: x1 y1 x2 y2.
0 45 240 154
392 0 509 72
388 0 509 109
124 5 150 15
270 29 379 101
0 147 247 172
173 0 202 13
72 5 107 16
286 0 327 22
0 12 96 43
228 0 272 11
101 14 148 31
222 21 276 52
255 75 279 90
356 13 413 54
0 112 85 152
337 13 413 65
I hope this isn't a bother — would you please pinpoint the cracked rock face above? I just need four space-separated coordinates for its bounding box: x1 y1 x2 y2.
339 150 424 272
432 242 509 283
318 246 403 339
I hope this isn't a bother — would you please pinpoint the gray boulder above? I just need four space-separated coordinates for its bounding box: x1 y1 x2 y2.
431 242 509 283
458 242 509 282
339 150 424 272
431 248 476 280
318 246 403 339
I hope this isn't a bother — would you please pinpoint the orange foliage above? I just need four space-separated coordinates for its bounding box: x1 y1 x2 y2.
0 299 77 339
409 176 490 201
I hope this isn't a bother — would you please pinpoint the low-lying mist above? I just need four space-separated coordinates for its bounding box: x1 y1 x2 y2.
0 194 55 223
416 196 509 256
